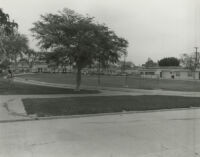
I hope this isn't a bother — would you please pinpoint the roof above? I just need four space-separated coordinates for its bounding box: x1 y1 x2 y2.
140 66 200 72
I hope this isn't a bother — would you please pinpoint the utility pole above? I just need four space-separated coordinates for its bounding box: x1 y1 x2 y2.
194 47 199 69
192 47 199 80
123 54 128 87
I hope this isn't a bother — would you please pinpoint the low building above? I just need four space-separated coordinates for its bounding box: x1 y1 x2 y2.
32 61 48 73
140 67 200 80
10 60 30 73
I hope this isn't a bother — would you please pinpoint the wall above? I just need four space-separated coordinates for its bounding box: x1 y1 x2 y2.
141 69 200 80
162 71 199 80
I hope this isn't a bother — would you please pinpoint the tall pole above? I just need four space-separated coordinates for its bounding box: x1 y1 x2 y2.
193 47 199 80
98 56 101 86
123 54 128 87
194 47 198 69
195 47 198 75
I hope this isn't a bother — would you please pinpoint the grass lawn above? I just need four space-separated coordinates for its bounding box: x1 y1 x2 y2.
23 95 200 117
20 73 200 92
0 78 99 95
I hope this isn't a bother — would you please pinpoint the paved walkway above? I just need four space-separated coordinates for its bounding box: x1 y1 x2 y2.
0 77 200 122
14 77 200 97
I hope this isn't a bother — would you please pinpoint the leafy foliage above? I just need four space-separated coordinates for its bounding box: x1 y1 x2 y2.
0 8 23 69
0 59 10 69
180 53 200 71
0 8 18 34
144 58 157 67
3 32 28 60
31 8 128 90
23 49 38 68
158 57 180 67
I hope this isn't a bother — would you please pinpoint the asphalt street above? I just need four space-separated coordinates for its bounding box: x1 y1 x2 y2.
0 108 200 157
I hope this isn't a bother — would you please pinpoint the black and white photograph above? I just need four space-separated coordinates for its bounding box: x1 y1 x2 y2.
0 0 200 156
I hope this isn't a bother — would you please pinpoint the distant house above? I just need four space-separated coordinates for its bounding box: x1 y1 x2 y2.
56 65 73 73
32 61 48 73
10 59 30 72
140 66 200 80
31 60 73 73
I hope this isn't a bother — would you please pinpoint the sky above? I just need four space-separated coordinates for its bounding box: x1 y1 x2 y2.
0 0 200 65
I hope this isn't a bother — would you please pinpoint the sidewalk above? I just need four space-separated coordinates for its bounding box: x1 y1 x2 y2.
14 77 200 97
0 96 31 122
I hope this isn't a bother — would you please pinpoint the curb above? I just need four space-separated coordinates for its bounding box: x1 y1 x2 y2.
14 77 200 95
1 107 199 123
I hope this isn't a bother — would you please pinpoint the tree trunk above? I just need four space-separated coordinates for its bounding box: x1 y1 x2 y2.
193 71 196 80
14 55 17 72
75 67 82 91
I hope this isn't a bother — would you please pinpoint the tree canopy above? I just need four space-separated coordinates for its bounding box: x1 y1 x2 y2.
0 30 29 69
144 57 157 67
0 8 18 34
158 57 180 67
0 8 30 70
180 53 200 71
31 8 128 90
3 32 28 60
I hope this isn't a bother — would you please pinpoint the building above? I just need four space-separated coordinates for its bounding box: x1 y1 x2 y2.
31 60 73 73
31 61 48 73
140 66 200 80
9 59 30 73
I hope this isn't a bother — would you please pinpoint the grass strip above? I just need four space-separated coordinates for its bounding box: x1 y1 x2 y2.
23 95 200 117
0 78 99 95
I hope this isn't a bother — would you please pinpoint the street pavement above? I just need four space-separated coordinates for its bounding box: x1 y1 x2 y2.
0 78 200 156
1 109 200 157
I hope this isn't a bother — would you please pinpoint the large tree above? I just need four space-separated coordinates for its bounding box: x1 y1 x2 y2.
31 8 128 90
158 57 180 67
0 8 19 66
0 8 18 34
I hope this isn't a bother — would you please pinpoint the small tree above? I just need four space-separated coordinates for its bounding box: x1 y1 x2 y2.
31 8 128 90
118 60 135 71
158 57 180 66
23 49 38 68
144 58 157 67
2 32 28 68
180 53 200 79
180 53 200 71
